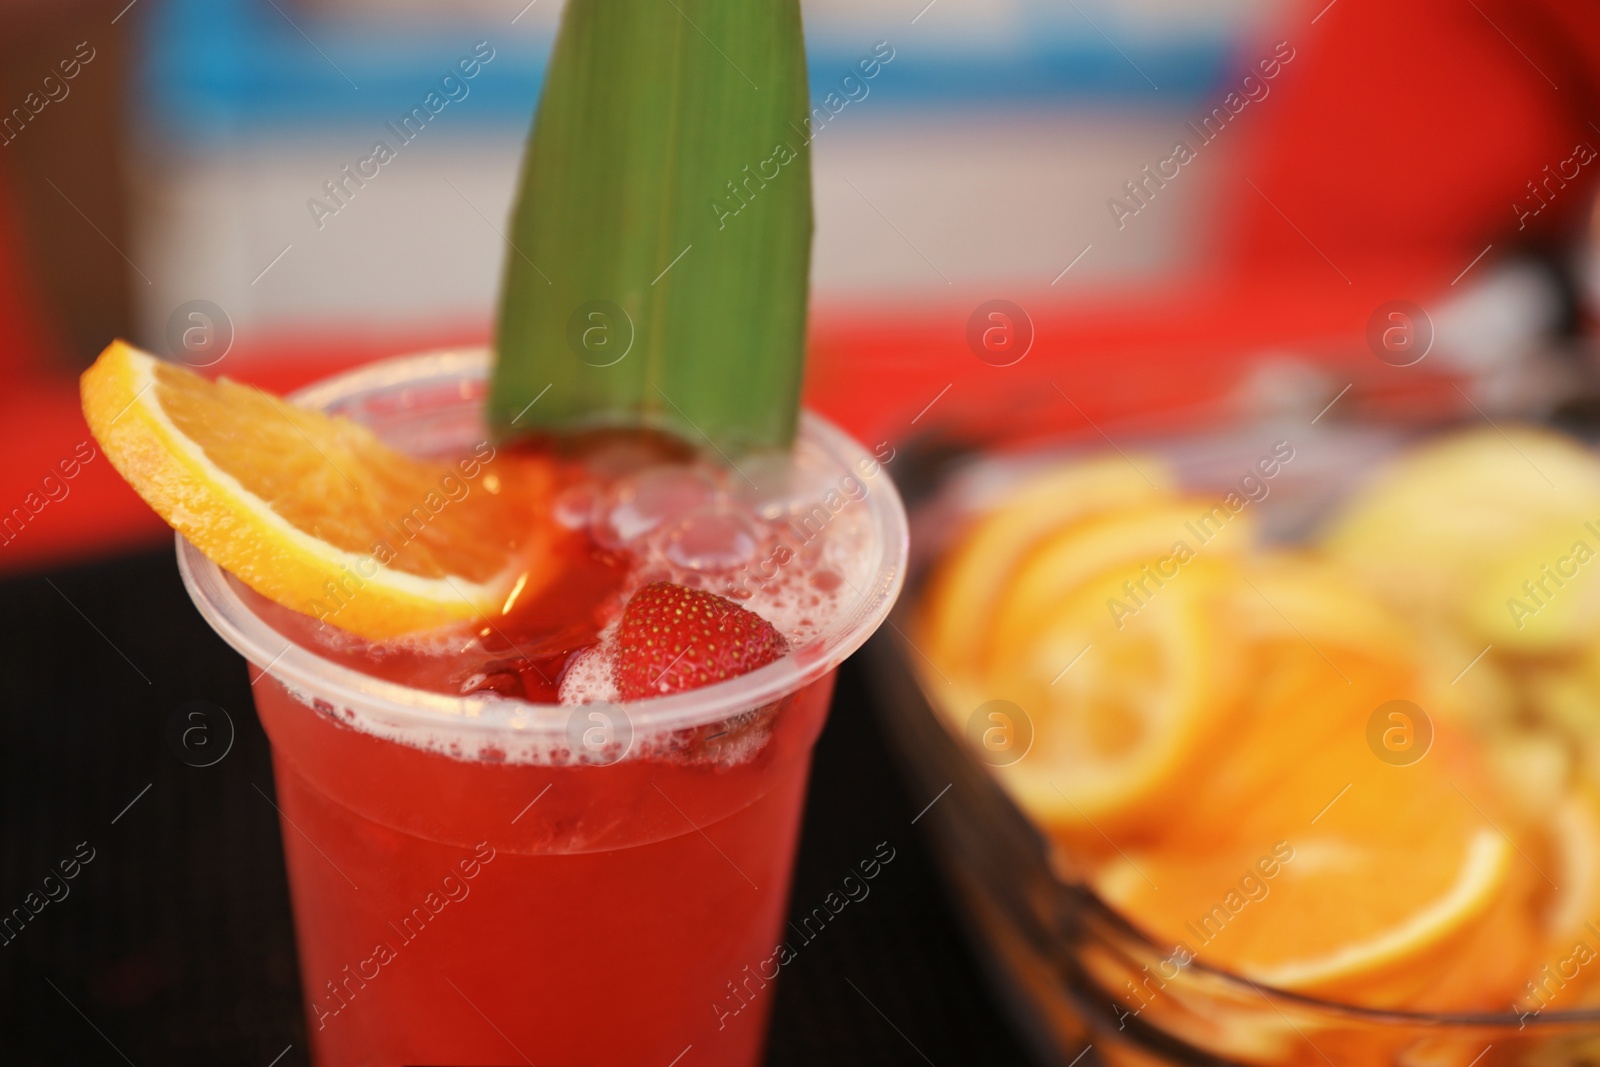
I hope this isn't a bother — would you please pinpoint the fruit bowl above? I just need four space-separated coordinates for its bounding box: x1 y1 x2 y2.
863 375 1600 1067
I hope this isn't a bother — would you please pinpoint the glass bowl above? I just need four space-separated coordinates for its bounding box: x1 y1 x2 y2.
862 376 1600 1067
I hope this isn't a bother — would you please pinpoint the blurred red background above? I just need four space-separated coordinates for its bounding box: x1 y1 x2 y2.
2 0 1598 572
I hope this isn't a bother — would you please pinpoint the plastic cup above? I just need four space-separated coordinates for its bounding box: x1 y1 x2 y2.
177 350 908 1067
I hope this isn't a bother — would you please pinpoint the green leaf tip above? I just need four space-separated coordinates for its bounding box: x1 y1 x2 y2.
490 0 814 454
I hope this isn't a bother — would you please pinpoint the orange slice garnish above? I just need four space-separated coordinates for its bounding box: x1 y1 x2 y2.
82 341 558 639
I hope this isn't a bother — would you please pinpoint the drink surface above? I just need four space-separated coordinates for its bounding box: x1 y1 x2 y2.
245 423 882 715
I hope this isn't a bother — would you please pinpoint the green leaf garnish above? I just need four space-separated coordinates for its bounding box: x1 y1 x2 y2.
490 0 813 454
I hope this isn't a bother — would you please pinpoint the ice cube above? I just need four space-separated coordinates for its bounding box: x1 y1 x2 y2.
593 467 716 549
663 507 761 572
733 453 837 521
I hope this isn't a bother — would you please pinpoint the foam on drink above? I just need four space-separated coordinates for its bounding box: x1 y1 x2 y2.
559 442 878 704
240 428 887 764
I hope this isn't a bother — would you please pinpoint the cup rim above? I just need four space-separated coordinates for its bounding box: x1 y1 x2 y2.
176 347 909 737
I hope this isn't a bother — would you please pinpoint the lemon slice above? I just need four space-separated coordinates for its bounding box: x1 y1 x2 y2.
1324 425 1600 652
82 341 558 639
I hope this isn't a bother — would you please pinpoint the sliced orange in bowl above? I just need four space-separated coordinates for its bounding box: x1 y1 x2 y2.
1092 730 1520 1008
983 497 1256 673
984 558 1249 842
993 555 1416 850
82 341 558 639
1221 551 1416 669
918 455 1172 675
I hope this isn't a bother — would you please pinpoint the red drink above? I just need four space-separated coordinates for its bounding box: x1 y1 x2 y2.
252 668 833 1066
178 351 907 1067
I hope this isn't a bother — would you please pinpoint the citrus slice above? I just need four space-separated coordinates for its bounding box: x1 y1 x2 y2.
984 497 1255 672
82 341 558 639
1172 641 1410 846
1324 425 1600 651
1092 739 1517 1006
963 498 1259 841
918 455 1171 673
982 559 1246 840
1533 786 1600 1014
1551 788 1600 914
1401 867 1542 1013
1471 523 1600 653
1222 552 1415 668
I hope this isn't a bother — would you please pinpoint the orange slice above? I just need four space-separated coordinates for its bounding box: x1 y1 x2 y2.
1162 640 1411 851
1495 786 1600 1015
918 455 1170 674
1402 856 1542 1012
984 497 1255 672
1092 735 1518 1007
982 558 1247 841
1221 552 1415 669
82 341 558 639
1005 562 1415 851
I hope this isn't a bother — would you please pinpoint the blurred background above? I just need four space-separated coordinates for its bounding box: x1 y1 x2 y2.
7 0 1600 574
7 0 1263 354
20 0 1600 574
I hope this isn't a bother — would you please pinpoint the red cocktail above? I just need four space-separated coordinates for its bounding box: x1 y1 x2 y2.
176 350 908 1066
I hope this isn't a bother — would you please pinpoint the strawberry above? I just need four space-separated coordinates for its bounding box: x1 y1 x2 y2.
613 582 787 699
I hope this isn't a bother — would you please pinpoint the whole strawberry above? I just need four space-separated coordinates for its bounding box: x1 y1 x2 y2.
613 582 787 700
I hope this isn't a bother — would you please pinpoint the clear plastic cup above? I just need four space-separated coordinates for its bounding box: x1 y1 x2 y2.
177 349 908 1067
